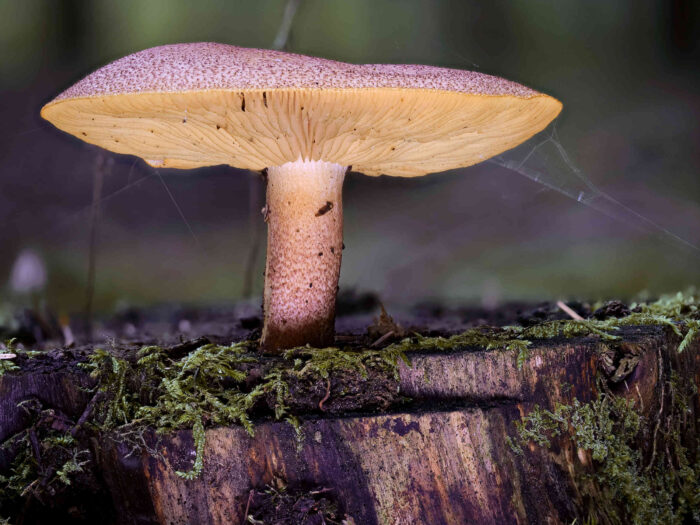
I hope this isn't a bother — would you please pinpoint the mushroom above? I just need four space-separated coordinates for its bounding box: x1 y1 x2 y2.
40 43 562 352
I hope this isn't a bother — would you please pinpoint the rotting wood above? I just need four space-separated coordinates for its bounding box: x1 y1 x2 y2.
1 325 697 524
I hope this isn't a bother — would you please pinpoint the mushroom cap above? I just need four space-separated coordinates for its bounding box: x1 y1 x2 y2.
41 43 562 177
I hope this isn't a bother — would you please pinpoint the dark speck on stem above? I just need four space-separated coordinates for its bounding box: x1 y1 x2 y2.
315 201 333 217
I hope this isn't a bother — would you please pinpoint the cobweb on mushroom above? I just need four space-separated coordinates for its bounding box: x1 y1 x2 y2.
489 123 700 257
29 120 700 263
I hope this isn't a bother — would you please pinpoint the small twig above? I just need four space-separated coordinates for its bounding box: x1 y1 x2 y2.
635 384 644 412
272 0 302 50
371 330 394 348
0 353 16 359
44 409 75 433
167 336 211 360
21 478 41 500
308 487 334 495
243 488 255 522
645 347 664 472
28 428 42 471
71 392 103 437
319 378 331 411
556 300 584 320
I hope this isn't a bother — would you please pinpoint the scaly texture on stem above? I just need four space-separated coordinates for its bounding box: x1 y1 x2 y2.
261 160 346 352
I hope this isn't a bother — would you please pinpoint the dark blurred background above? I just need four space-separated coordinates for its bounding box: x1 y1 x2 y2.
1 0 698 318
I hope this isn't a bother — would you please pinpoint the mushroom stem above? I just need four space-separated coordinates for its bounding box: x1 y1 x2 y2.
261 159 347 352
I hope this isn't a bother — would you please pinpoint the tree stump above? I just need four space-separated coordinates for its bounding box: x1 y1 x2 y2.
1 324 698 524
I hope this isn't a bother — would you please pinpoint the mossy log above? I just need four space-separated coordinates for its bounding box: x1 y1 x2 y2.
1 326 698 524
96 327 697 525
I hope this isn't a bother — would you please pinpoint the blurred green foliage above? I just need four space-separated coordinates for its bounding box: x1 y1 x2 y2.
0 0 697 311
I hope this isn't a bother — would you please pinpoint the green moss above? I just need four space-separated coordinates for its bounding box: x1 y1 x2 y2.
0 340 19 377
0 401 91 505
381 316 620 372
282 344 410 380
498 291 700 523
244 476 347 524
2 290 698 493
75 291 700 480
385 328 533 369
175 418 205 480
81 340 410 479
512 383 699 524
83 342 263 478
386 290 699 368
0 339 44 378
380 320 611 371
0 359 18 377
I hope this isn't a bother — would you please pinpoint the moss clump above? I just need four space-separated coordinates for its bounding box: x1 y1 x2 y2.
385 327 533 368
389 290 700 368
511 378 699 524
0 359 18 377
385 319 623 372
0 400 94 514
245 476 351 524
83 341 262 478
505 291 700 523
0 339 44 378
83 340 408 479
627 290 700 351
281 344 410 380
0 340 20 377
